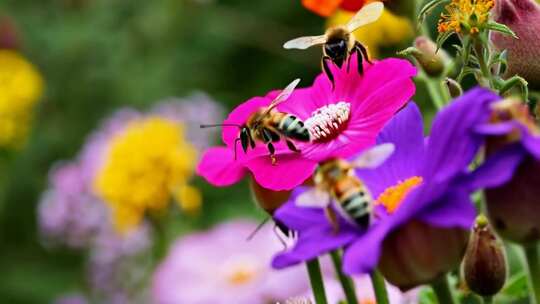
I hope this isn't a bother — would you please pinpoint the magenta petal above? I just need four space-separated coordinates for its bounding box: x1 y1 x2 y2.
246 153 317 191
355 58 417 102
196 147 247 186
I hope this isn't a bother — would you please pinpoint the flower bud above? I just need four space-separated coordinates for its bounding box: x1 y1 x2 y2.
491 0 540 89
444 78 463 98
250 178 292 215
412 36 449 77
0 15 19 50
378 220 469 291
462 215 507 296
485 99 540 244
486 156 540 244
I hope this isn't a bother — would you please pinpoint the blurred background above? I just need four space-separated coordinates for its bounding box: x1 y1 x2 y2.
0 0 437 303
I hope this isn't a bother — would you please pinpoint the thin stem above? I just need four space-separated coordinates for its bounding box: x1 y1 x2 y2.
524 245 540 304
483 296 493 304
421 74 446 109
370 269 390 304
330 251 358 304
431 275 457 304
306 259 328 304
473 39 493 89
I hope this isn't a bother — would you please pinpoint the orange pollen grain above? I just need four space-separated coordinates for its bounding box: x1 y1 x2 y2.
376 176 423 213
227 269 256 285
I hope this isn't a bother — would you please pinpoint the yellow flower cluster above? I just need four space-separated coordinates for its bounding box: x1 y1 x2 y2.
327 8 414 58
376 176 423 213
0 50 43 147
438 0 495 34
94 117 200 232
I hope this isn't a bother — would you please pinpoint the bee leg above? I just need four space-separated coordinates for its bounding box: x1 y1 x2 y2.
233 138 241 161
324 207 340 234
322 56 335 90
267 142 277 165
273 225 288 249
355 41 371 64
285 139 300 153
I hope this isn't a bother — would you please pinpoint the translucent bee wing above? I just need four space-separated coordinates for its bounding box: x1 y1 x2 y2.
345 2 384 33
296 188 332 208
283 35 327 50
260 78 301 118
351 143 395 169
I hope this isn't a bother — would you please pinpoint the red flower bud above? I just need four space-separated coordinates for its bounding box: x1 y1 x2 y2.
378 220 469 291
492 0 540 89
250 178 292 215
463 215 507 296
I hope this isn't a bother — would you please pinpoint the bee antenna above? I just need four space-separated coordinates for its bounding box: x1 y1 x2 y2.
246 216 271 241
200 123 242 129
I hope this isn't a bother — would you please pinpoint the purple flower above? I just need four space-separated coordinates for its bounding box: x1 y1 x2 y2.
475 98 540 243
152 219 309 304
272 88 519 285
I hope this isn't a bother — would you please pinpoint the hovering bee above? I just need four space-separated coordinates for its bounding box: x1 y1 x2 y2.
296 143 394 231
201 79 310 165
283 2 384 88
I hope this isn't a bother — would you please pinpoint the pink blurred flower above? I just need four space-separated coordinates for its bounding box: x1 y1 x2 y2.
152 219 310 304
198 56 416 191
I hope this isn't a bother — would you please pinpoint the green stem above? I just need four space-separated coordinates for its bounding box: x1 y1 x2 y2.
370 269 390 304
422 75 446 109
431 275 457 304
473 40 494 89
524 245 540 304
306 259 328 304
483 296 493 304
330 251 358 304
150 215 168 262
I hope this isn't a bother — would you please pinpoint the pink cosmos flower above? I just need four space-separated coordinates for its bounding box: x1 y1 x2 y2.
198 55 416 190
151 219 309 304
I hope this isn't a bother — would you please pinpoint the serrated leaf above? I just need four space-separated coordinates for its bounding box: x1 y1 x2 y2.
418 0 450 24
486 21 518 39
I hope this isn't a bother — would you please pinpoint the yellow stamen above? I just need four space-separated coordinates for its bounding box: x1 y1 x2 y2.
376 176 423 213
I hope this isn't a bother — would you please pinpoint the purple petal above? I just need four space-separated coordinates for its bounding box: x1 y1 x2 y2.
356 102 425 197
462 144 525 190
416 189 476 229
522 132 540 159
342 224 388 274
272 225 358 268
421 88 500 182
273 190 329 231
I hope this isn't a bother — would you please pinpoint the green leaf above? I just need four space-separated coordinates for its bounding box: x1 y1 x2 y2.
502 272 529 298
486 21 518 39
418 0 450 24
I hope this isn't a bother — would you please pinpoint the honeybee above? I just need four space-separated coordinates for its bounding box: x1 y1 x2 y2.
296 143 394 231
202 79 310 165
283 2 384 88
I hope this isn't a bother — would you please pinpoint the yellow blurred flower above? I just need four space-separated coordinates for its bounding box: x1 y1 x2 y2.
0 50 43 147
437 0 494 34
327 8 413 58
94 117 199 232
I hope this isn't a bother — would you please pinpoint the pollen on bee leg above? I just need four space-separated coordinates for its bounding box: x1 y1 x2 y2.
305 102 351 142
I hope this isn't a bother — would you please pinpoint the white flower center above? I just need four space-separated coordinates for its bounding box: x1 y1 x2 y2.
305 102 351 142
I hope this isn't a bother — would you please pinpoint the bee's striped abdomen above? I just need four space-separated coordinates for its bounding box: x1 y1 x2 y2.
278 114 310 142
333 178 372 228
